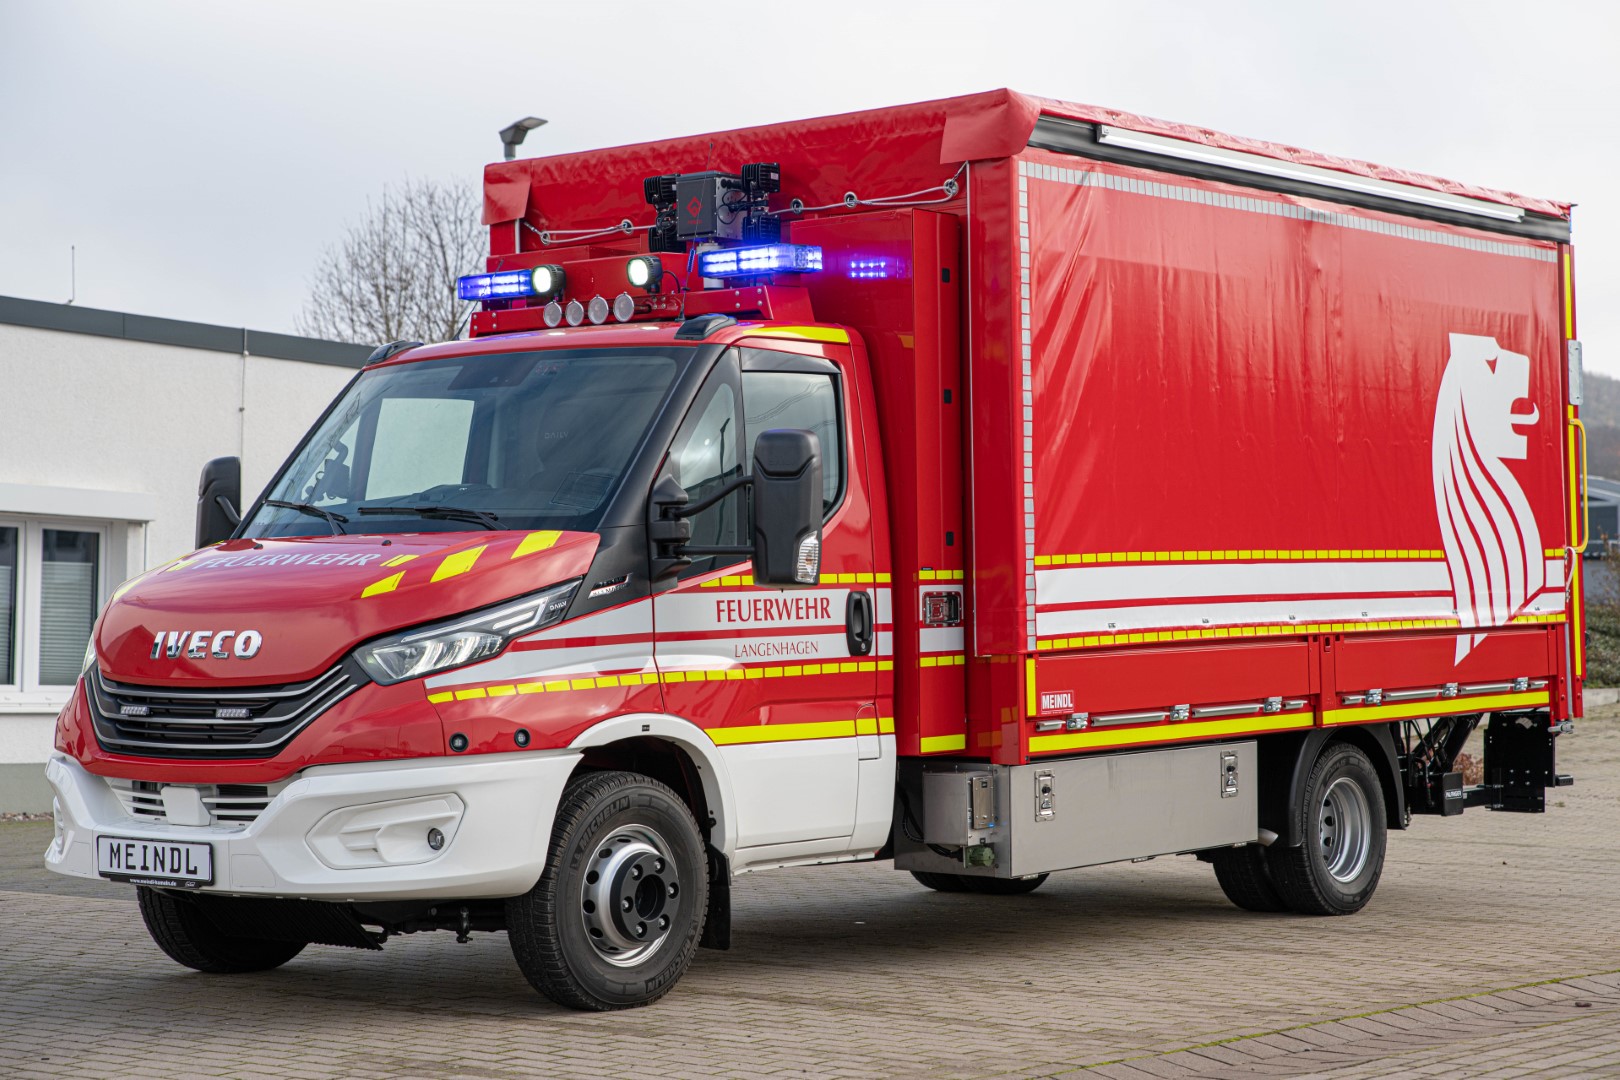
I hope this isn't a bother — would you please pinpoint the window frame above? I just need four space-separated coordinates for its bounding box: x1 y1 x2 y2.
0 514 111 698
664 352 746 582
737 348 849 525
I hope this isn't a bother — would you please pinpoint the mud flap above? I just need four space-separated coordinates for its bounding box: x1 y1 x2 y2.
699 844 730 950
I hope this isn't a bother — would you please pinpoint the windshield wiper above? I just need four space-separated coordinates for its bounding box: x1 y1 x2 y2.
356 505 501 530
264 499 349 535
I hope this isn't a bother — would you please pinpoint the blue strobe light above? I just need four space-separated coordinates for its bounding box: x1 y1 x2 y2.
698 243 824 279
456 265 564 302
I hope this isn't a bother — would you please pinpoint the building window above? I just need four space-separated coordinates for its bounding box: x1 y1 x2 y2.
0 526 16 686
0 518 108 695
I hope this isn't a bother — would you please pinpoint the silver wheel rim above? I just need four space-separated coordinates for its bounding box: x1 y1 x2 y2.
1318 776 1371 883
579 825 681 967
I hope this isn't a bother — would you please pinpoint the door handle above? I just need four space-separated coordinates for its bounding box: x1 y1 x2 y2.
846 590 874 657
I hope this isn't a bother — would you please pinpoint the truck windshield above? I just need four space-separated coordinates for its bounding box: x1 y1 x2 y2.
243 348 683 538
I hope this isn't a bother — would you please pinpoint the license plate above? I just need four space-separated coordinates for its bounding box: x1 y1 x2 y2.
96 835 214 888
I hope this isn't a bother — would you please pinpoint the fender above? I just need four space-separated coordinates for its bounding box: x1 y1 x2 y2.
567 712 740 859
1259 723 1406 847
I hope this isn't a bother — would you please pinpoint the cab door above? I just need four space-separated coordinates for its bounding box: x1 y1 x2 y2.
653 340 883 852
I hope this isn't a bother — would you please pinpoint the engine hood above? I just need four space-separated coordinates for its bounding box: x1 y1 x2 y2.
95 531 600 687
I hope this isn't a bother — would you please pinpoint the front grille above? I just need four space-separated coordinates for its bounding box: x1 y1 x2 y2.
106 777 289 827
88 661 366 760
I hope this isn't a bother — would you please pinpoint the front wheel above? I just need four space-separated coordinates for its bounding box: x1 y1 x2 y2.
910 870 1049 895
1267 742 1387 915
137 888 306 973
507 770 708 1011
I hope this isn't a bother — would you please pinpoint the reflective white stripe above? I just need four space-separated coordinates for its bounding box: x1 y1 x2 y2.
661 630 892 671
424 645 656 689
1036 591 1564 638
1017 162 1036 651
1035 559 1564 606
662 632 859 669
434 600 655 689
920 627 965 653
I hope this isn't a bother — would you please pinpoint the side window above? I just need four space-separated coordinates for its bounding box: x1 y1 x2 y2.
666 361 744 579
742 370 844 517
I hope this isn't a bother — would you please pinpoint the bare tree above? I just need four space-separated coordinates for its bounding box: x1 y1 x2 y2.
297 178 485 345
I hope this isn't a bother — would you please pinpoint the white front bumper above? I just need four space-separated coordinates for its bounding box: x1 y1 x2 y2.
43 750 581 900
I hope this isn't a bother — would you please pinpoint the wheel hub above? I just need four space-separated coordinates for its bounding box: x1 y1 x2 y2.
1318 776 1371 883
580 826 680 966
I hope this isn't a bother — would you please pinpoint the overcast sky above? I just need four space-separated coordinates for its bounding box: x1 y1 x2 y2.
2 0 1616 371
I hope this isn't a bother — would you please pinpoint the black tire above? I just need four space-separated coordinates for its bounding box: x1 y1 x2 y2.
909 870 1049 895
136 888 306 974
1266 741 1387 915
507 771 708 1011
1209 845 1289 913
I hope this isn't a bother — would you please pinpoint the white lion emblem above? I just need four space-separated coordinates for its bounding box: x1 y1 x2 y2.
1432 333 1544 663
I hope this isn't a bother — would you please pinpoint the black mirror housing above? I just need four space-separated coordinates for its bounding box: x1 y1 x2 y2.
196 456 242 548
750 429 822 587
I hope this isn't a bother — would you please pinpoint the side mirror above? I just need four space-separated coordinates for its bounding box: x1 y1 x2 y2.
750 430 822 587
196 456 242 548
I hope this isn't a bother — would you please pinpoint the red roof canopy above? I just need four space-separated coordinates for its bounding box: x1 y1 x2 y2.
482 89 1568 233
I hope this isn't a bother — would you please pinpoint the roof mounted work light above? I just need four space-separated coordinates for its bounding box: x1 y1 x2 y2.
698 243 823 279
626 255 661 290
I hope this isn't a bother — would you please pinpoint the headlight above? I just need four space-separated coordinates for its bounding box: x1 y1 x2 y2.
354 580 580 685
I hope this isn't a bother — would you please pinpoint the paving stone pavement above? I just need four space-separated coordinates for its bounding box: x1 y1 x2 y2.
2 717 1617 1079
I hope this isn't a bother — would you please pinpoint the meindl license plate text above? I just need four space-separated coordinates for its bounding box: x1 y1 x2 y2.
96 836 214 888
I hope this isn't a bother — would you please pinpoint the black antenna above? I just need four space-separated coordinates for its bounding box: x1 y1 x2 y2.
704 139 714 171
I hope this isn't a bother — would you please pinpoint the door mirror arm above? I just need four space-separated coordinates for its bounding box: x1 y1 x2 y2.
648 430 822 586
664 475 751 519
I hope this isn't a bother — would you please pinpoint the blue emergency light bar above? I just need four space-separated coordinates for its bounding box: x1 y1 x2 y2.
698 243 823 279
456 265 564 302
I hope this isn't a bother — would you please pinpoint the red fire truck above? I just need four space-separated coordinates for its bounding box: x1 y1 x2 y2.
46 90 1584 1010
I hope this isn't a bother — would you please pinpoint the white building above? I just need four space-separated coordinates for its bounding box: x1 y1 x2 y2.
0 295 369 811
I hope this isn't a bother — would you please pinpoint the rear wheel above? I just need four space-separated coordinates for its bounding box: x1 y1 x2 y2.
507 771 708 1010
910 870 1049 895
1267 742 1387 915
137 888 306 974
1209 845 1289 912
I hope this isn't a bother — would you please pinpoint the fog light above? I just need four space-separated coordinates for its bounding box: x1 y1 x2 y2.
542 300 564 328
565 299 585 326
514 728 531 748
306 794 465 869
612 292 635 323
587 295 609 325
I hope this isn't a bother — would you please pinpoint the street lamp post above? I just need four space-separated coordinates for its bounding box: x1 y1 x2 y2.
500 117 548 161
